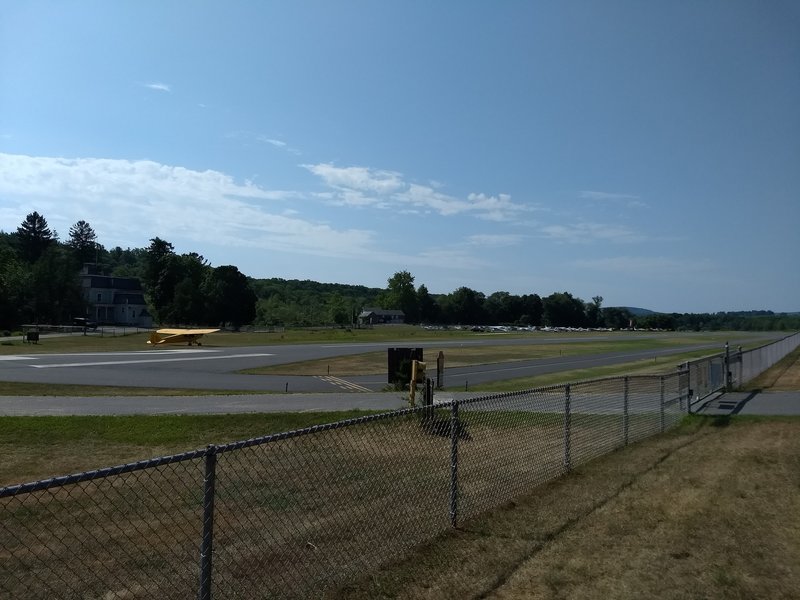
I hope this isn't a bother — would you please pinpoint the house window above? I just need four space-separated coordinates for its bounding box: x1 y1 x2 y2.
97 293 102 302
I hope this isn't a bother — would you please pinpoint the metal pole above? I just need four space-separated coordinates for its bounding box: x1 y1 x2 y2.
659 377 665 433
724 341 731 392
623 377 629 446
449 401 460 528
564 384 571 472
199 445 217 600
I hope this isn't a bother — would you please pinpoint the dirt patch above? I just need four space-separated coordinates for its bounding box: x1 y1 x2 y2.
333 418 800 600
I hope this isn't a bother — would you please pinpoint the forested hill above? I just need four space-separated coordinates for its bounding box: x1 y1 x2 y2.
250 278 384 327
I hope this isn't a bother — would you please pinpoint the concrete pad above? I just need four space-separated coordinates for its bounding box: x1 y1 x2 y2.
698 391 800 416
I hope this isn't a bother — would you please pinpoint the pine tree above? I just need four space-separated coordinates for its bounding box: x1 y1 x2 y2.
68 220 98 265
16 211 54 262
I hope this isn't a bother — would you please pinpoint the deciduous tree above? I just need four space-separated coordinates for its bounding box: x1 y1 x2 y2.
203 265 257 329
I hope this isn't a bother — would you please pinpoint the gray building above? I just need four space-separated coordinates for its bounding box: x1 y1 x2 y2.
358 308 405 325
79 265 153 327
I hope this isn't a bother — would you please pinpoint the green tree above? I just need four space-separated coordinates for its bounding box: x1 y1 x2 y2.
543 292 586 327
519 293 543 326
67 220 98 265
0 240 29 329
203 265 257 329
585 295 604 328
17 211 55 263
171 253 210 325
602 307 633 330
441 287 487 324
29 246 85 324
416 284 440 323
327 292 350 326
143 238 179 323
485 291 524 324
383 270 419 323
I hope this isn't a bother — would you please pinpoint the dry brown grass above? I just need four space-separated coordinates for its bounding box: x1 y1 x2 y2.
2 407 669 599
743 347 800 391
333 418 800 600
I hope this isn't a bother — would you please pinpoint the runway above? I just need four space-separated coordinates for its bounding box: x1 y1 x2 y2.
0 332 782 395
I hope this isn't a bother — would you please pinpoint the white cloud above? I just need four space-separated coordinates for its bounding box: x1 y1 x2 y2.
304 162 529 221
143 82 171 92
259 137 287 148
0 152 378 259
303 163 405 197
225 132 301 155
540 222 644 244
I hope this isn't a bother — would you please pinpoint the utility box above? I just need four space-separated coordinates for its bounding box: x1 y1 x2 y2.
387 347 423 385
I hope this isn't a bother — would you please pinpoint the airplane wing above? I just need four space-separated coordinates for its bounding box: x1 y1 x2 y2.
147 328 220 345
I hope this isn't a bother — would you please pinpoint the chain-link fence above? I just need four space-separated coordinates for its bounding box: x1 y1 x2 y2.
2 333 795 600
685 332 800 406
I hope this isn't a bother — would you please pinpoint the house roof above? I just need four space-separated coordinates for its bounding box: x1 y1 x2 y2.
358 308 405 317
85 275 143 291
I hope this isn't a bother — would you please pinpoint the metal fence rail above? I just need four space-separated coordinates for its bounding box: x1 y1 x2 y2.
685 331 800 406
1 334 796 598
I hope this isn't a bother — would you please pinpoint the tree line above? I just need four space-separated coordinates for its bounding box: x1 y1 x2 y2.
2 211 797 332
0 212 256 330
255 270 799 332
1 212 89 329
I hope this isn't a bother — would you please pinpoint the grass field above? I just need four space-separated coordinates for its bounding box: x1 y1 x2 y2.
240 333 735 375
0 397 676 599
328 346 800 600
0 411 381 486
332 415 800 600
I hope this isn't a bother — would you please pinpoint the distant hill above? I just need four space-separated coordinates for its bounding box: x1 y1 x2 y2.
611 306 656 317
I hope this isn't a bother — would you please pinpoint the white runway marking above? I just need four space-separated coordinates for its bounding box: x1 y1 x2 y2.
1 350 216 361
31 353 275 369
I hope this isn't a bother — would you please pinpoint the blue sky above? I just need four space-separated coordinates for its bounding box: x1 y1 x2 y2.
1 1 798 313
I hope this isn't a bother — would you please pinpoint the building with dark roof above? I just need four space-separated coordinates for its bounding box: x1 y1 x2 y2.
79 265 153 327
357 308 405 325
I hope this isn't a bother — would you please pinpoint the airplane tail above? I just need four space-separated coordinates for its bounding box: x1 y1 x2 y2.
147 332 163 345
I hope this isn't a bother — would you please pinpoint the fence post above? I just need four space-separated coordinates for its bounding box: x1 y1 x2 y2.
564 384 571 472
724 342 732 392
659 377 665 433
449 401 460 528
623 377 629 446
199 444 218 600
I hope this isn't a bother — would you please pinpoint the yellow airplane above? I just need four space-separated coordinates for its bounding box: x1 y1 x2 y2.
147 328 220 346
